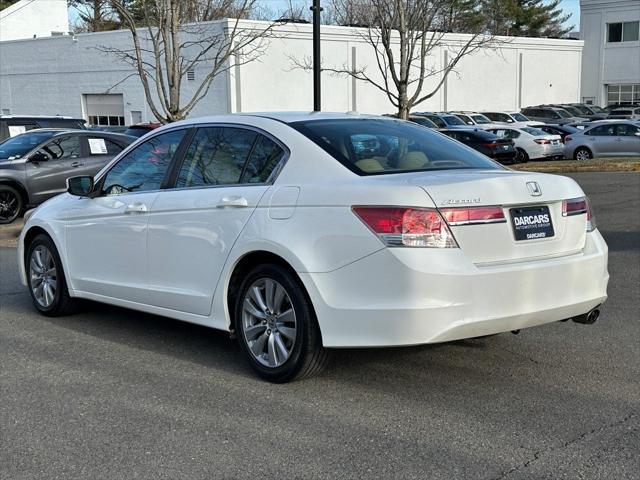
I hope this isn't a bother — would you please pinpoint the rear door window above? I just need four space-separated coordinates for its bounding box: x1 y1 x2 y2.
176 127 257 188
589 125 616 136
241 135 285 184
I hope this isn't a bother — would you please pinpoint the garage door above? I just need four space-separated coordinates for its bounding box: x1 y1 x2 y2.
84 94 125 126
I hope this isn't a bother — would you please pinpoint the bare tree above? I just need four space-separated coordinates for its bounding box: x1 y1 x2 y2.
299 0 498 119
101 0 273 123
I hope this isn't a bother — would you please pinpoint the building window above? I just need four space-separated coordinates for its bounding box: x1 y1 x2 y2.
606 84 640 106
89 115 126 126
187 69 195 81
607 21 639 42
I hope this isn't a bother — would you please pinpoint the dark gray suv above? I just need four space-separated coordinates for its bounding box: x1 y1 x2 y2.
0 129 134 223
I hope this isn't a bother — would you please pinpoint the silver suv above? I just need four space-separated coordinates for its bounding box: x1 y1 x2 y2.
0 129 134 223
563 121 640 160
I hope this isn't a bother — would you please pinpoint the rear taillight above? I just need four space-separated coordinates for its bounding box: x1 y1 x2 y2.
482 142 497 149
565 135 572 142
563 196 596 232
352 207 458 248
439 206 506 226
534 139 551 144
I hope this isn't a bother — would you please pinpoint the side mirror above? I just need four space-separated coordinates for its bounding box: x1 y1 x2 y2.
67 176 94 197
29 152 49 163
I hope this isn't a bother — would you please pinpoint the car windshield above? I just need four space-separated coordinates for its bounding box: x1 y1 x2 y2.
443 115 466 125
521 127 547 136
471 114 491 124
511 113 529 122
562 106 582 116
556 109 571 118
0 131 59 160
612 110 632 115
290 118 502 175
590 106 606 113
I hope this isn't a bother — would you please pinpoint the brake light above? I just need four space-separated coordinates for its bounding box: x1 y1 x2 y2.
482 142 497 149
563 196 596 232
565 135 572 142
534 139 551 144
352 207 458 248
440 206 506 226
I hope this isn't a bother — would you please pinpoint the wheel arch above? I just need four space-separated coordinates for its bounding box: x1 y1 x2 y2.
573 145 592 159
225 250 315 332
20 223 69 288
0 179 29 206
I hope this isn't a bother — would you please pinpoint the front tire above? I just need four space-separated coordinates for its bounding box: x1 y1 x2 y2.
0 184 23 224
574 147 592 161
235 264 328 383
26 234 78 316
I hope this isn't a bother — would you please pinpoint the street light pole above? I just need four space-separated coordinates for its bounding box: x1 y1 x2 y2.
311 0 322 111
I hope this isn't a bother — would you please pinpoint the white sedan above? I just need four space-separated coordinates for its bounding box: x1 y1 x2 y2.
18 113 609 382
487 126 564 162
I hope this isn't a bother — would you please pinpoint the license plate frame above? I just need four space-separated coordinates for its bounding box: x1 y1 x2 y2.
510 205 554 241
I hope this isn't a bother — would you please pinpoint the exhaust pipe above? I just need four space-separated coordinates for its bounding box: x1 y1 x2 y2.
572 307 601 325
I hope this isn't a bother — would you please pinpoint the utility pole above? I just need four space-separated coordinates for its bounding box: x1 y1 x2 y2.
310 0 322 111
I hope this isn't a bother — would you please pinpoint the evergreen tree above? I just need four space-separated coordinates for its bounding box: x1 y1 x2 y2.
483 0 573 38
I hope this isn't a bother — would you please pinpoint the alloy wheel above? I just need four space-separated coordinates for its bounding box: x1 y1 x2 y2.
575 149 591 161
0 190 20 223
29 245 58 308
241 278 297 368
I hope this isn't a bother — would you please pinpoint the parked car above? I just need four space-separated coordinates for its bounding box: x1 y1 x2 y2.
0 129 134 223
567 104 608 120
17 112 608 383
607 107 640 120
481 111 543 127
603 103 640 113
537 124 580 142
486 126 563 162
123 122 162 137
0 115 86 142
521 107 586 125
563 121 640 160
439 128 517 164
448 112 503 129
413 112 467 128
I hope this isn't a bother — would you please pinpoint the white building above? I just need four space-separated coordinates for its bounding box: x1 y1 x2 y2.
0 0 69 42
0 19 584 124
580 0 640 106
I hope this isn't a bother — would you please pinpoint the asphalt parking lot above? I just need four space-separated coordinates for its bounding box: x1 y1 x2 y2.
1 172 638 479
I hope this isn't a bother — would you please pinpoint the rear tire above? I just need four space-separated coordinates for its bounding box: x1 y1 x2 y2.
26 234 78 316
234 264 329 383
515 148 529 163
0 184 23 225
574 147 592 161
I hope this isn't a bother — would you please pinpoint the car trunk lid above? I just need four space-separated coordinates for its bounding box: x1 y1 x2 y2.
410 169 589 264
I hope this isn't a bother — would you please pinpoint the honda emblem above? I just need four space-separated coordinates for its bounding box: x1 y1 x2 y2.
526 181 542 196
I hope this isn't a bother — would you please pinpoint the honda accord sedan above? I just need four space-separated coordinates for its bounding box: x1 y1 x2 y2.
18 113 609 382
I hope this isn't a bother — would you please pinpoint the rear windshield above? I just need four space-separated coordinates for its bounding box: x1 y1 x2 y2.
290 119 502 175
611 110 632 115
556 109 571 118
511 113 529 122
521 127 546 136
0 131 58 160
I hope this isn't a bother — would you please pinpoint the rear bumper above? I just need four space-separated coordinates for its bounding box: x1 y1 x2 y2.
302 230 609 347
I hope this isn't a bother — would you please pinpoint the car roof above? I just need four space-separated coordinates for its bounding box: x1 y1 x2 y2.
13 128 133 140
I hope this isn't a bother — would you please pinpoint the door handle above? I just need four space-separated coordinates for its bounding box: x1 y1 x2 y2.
71 161 84 168
216 196 248 208
124 202 148 214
